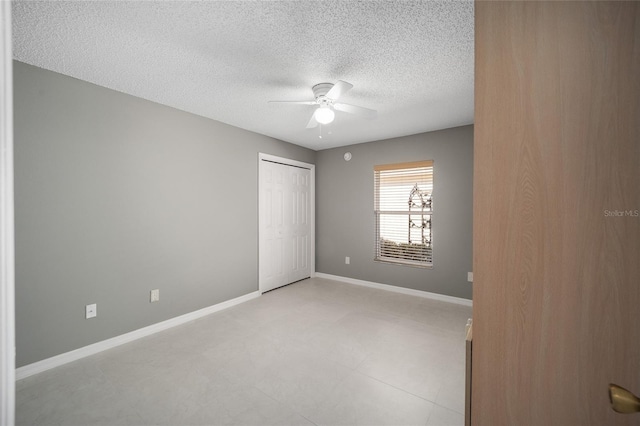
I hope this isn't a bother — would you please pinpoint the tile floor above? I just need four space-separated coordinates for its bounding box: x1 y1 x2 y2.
17 277 472 426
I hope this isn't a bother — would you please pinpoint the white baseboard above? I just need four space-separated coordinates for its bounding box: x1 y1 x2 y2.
314 272 472 307
16 275 470 380
16 291 260 380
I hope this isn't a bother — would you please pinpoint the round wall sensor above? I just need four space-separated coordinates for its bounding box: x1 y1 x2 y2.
344 152 352 161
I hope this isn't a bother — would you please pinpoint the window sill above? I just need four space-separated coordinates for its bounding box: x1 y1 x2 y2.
374 258 433 269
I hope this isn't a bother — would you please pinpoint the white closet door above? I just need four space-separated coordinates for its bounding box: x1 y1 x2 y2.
289 166 311 283
260 160 287 293
259 160 311 293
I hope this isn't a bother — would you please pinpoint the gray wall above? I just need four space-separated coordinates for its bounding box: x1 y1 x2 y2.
14 61 315 367
316 125 473 299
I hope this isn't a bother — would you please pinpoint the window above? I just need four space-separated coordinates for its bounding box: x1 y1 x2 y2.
374 160 433 267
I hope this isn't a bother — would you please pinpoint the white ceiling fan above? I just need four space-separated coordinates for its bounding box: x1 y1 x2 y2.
269 80 377 129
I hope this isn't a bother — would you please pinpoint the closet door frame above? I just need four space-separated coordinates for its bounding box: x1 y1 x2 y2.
0 1 15 424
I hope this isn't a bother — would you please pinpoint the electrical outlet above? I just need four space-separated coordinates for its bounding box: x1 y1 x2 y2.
85 303 97 319
345 256 350 265
150 289 160 303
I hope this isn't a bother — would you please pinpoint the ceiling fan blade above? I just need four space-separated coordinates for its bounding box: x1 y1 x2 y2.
326 80 353 101
334 102 377 119
306 113 319 129
268 100 317 105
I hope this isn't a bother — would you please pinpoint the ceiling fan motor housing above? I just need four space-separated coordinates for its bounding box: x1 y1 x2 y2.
312 83 334 104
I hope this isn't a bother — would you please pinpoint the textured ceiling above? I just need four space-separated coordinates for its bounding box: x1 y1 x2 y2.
12 1 474 151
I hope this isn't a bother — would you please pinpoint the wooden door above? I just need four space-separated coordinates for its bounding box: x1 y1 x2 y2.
472 2 640 425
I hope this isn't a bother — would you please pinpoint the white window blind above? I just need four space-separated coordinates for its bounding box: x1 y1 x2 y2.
374 160 433 267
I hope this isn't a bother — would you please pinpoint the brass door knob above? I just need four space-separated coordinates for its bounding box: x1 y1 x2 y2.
609 384 640 413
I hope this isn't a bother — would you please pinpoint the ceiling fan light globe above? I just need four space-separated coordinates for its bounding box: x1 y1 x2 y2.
315 107 335 124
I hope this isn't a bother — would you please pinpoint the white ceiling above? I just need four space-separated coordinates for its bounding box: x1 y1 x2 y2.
12 0 474 151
